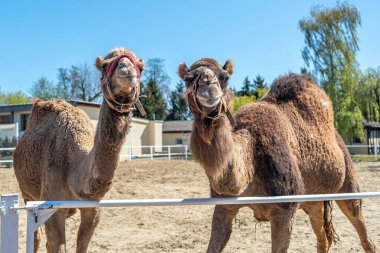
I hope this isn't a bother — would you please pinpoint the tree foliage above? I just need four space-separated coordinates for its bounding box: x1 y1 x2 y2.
299 2 363 143
232 95 256 113
140 79 167 120
240 77 253 96
137 58 170 120
142 58 170 97
30 76 57 100
31 64 102 102
0 91 30 105
233 75 268 112
167 81 192 120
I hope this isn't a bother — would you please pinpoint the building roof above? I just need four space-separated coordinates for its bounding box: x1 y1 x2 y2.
364 121 380 129
0 100 101 113
163 120 193 133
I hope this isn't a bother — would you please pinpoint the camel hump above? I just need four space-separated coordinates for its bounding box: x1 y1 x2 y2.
262 73 334 124
31 99 71 113
263 74 319 103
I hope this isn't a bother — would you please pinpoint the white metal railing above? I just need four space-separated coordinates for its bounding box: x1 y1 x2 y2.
0 147 16 166
120 145 190 160
1 192 380 253
347 144 379 160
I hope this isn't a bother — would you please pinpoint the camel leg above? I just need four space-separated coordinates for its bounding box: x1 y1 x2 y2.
336 199 376 252
44 209 67 253
76 208 101 253
269 206 296 253
206 205 239 253
302 202 331 253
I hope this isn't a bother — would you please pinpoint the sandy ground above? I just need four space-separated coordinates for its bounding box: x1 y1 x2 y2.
1 160 379 253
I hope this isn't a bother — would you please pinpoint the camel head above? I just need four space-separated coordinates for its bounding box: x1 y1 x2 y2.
178 58 235 126
96 48 146 114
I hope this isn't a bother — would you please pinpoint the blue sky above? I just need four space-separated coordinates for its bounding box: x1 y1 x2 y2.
1 0 379 94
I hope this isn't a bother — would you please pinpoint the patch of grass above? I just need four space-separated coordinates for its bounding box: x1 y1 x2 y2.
351 156 379 162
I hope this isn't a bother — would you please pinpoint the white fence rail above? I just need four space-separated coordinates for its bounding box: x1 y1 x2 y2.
0 148 16 167
120 145 190 160
1 192 380 253
347 144 379 160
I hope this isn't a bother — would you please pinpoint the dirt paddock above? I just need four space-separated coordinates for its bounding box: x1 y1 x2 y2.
1 160 379 252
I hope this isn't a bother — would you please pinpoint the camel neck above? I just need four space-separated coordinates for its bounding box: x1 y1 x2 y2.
90 101 131 185
94 101 131 171
190 117 253 196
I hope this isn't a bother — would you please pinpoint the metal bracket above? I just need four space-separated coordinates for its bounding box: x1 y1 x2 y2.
26 207 57 253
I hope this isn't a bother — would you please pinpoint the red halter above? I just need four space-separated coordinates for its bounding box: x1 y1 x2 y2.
106 54 141 79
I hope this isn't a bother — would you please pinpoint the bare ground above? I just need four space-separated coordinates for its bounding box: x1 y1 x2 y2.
1 160 379 252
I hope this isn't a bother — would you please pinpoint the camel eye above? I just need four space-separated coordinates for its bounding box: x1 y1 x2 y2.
184 72 195 83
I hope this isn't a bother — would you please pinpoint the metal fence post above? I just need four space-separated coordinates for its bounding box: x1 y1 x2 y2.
150 146 153 160
15 123 19 144
185 146 188 160
168 146 171 160
375 141 378 161
0 194 19 253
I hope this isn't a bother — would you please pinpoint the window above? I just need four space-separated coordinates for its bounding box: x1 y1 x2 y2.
175 138 183 145
0 115 12 124
20 114 30 131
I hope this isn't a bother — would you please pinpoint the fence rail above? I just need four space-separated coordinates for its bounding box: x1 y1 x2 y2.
120 145 189 160
1 192 380 253
347 143 379 159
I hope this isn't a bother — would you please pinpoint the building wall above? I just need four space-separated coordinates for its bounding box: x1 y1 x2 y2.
90 117 162 159
0 104 166 161
162 132 191 146
149 120 163 152
77 106 100 120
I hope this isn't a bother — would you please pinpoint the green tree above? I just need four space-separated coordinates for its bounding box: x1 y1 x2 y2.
299 2 362 143
355 68 380 122
141 78 167 120
57 64 102 102
0 91 30 104
138 58 170 119
240 77 253 96
253 75 268 100
143 58 170 97
167 81 192 120
232 96 256 113
253 75 266 89
30 76 58 100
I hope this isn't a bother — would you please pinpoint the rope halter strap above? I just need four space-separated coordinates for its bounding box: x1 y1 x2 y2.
101 54 146 116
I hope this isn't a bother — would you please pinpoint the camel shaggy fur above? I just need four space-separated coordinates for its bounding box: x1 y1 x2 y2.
13 48 145 253
178 58 376 253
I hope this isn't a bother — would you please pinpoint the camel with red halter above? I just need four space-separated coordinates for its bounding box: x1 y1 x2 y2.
14 47 145 253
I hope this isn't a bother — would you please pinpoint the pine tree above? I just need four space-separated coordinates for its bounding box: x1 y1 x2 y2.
140 78 167 120
167 82 192 120
253 75 268 100
241 77 253 96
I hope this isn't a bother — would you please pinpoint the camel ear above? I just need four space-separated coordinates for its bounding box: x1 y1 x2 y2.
178 63 189 81
223 60 234 75
136 58 145 73
95 56 106 72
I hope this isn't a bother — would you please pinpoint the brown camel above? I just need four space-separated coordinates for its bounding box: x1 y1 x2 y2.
13 47 145 253
178 58 376 253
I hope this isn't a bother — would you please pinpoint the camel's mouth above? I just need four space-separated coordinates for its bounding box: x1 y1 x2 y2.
197 95 222 108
